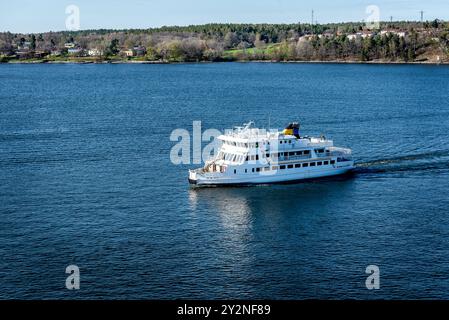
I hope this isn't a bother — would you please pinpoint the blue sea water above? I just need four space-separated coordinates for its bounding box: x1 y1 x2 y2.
1 62 449 299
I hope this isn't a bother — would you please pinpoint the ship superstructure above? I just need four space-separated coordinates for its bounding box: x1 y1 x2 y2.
188 121 353 186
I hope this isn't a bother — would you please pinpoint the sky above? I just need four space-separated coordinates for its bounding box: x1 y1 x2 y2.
1 0 448 33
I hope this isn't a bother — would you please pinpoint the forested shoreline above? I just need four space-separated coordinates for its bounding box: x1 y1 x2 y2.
1 21 448 63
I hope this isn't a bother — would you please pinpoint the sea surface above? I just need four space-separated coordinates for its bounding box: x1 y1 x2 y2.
1 62 449 299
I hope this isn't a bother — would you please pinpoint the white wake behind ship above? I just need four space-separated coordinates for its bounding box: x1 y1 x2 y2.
189 121 354 186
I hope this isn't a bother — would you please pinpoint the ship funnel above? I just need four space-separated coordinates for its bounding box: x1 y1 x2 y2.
283 122 300 138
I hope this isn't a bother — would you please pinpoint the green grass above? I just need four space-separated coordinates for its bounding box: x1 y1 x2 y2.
223 43 281 59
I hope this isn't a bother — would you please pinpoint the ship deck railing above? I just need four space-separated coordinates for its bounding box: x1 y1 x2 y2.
189 168 223 176
327 147 352 157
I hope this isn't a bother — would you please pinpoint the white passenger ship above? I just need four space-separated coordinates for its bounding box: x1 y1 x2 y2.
189 122 354 186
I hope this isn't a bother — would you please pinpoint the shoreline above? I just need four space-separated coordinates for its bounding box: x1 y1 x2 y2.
1 59 447 65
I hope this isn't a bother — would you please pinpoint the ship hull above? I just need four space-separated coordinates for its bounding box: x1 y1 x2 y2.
189 163 354 187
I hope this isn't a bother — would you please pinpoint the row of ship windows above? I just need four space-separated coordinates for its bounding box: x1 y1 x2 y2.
223 140 296 148
233 160 336 173
246 149 325 161
220 149 326 163
245 149 325 161
224 141 264 148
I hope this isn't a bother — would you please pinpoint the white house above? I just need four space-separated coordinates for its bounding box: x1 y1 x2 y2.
347 34 360 41
17 41 32 50
88 48 103 56
50 50 61 56
317 33 334 39
361 32 374 39
380 30 407 38
120 49 135 57
68 47 83 55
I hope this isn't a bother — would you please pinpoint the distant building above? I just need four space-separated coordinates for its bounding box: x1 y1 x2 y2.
119 46 146 57
50 50 62 56
380 30 407 38
133 45 146 56
68 48 80 54
120 49 135 57
64 42 76 48
361 32 374 39
0 48 14 56
68 47 84 56
34 50 49 58
16 50 32 59
317 34 333 39
17 41 31 50
347 34 360 41
88 48 103 56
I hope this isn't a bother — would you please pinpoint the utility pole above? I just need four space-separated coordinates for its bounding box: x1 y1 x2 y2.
420 10 424 23
311 9 314 35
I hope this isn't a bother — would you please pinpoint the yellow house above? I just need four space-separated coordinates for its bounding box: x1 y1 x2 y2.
121 49 135 57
